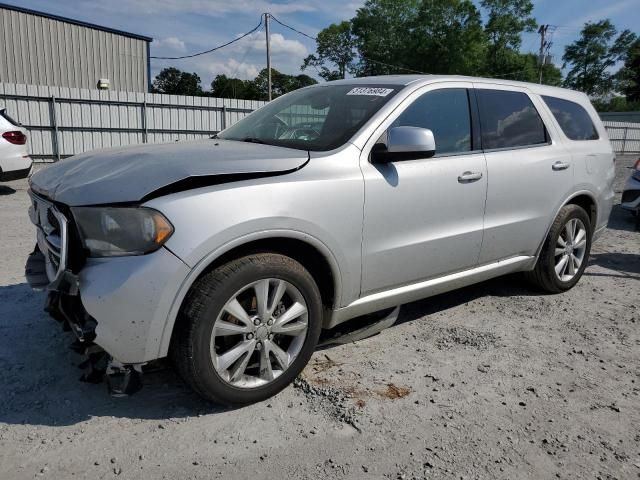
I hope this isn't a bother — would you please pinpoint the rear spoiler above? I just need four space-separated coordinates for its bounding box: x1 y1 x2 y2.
0 108 22 127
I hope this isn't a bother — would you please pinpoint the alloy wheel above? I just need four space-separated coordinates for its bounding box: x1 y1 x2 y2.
210 278 308 389
554 218 587 282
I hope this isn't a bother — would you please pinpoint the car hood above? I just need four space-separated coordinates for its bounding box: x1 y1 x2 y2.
29 139 309 206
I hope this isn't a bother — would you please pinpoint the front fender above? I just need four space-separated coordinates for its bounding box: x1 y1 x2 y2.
142 152 365 359
153 228 345 360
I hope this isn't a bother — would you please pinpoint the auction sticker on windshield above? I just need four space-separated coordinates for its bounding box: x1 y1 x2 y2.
346 87 395 97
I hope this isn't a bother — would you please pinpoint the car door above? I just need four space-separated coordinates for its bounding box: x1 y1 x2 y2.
473 84 574 264
360 83 487 296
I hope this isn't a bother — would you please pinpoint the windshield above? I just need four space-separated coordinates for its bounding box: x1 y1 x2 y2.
218 84 400 151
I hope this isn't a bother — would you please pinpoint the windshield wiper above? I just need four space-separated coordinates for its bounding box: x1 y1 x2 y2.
241 137 266 144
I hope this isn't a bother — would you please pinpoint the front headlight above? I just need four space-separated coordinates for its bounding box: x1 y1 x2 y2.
72 207 174 257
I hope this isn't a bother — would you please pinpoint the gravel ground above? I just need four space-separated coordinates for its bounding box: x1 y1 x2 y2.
0 156 638 480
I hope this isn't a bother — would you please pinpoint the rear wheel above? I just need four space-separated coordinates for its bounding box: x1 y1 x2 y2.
525 204 592 293
171 253 322 405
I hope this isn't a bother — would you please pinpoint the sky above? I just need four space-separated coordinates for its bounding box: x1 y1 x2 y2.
9 0 640 88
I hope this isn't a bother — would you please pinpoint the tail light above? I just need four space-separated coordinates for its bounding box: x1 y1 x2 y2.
2 131 27 145
634 158 640 169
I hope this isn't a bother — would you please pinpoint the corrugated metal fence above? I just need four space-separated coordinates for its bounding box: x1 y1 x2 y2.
0 82 266 162
2 81 639 160
601 112 640 154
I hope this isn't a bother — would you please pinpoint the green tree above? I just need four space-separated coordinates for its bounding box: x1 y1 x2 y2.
210 74 260 100
562 20 636 96
501 53 562 85
592 96 640 112
616 38 640 102
152 67 203 96
253 69 317 99
350 0 487 76
351 0 421 76
411 0 486 75
480 0 537 77
302 21 357 80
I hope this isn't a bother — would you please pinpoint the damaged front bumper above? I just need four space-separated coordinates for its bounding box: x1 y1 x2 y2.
26 190 191 394
26 248 144 395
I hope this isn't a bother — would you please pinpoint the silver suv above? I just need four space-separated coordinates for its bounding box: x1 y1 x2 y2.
26 76 615 404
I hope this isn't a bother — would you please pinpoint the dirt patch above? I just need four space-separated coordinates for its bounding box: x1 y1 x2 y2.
378 383 411 400
309 353 341 374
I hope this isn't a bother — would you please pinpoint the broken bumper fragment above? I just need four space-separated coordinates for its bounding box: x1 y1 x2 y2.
26 190 191 394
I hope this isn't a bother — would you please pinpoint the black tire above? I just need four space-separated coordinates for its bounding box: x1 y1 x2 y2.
525 204 592 293
171 253 323 405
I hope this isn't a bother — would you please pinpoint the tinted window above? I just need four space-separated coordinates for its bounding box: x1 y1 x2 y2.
392 88 471 154
542 95 598 140
476 89 547 150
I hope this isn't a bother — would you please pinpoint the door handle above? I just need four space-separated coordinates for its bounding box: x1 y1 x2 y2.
458 171 483 183
552 161 570 171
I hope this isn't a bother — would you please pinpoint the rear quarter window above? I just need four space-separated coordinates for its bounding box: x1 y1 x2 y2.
541 96 599 141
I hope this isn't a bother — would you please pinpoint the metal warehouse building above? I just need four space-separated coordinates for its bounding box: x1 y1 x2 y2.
0 3 152 92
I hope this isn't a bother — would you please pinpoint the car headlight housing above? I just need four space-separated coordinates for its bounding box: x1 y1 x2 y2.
72 207 174 257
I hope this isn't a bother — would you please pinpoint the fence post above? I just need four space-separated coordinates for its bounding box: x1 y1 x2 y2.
49 96 60 162
221 105 227 131
622 127 628 154
142 100 148 143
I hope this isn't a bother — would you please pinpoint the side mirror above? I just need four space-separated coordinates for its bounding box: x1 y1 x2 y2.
372 126 436 163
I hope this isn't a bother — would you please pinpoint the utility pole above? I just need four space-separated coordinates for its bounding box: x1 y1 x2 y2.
538 24 549 84
265 12 272 101
537 25 555 84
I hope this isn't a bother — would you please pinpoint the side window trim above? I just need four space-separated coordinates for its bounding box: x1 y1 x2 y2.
467 88 483 151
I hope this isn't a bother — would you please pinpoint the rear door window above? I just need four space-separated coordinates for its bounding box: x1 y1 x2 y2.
476 89 547 150
542 95 599 140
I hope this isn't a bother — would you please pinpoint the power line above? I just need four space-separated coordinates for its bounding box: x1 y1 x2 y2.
218 25 264 99
269 14 429 75
269 14 316 42
151 12 427 75
150 19 263 59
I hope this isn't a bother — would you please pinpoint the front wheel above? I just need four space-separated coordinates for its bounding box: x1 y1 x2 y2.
171 253 323 405
525 204 592 293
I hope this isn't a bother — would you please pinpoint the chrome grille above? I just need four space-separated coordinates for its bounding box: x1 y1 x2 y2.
46 208 60 232
28 191 68 283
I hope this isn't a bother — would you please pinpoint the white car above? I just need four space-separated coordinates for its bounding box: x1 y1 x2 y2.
621 157 640 217
0 108 32 182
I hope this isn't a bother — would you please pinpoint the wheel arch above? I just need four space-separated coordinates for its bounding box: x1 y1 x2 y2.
565 193 597 228
534 190 598 259
156 230 343 359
